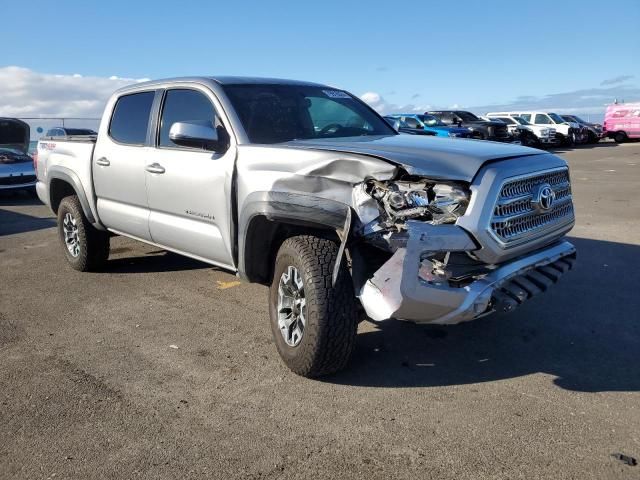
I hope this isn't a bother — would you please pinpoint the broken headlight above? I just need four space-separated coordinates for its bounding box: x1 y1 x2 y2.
367 179 470 227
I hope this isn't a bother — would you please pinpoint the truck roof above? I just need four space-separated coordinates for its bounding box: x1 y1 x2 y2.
114 76 328 95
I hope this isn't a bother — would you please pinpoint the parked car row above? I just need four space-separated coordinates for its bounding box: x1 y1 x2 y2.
384 106 640 148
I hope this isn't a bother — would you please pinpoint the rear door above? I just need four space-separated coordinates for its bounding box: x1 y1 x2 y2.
145 87 236 268
93 90 157 240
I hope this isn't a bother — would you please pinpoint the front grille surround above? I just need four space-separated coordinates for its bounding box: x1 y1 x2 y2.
489 168 575 247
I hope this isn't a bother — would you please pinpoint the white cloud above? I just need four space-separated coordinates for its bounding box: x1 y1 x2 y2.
0 66 148 118
360 91 429 115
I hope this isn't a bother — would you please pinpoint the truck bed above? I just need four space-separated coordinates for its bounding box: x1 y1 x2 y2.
36 136 98 221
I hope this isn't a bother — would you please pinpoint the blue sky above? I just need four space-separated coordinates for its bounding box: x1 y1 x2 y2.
1 0 639 120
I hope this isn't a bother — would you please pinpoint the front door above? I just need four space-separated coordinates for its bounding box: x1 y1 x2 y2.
145 87 236 269
93 90 156 240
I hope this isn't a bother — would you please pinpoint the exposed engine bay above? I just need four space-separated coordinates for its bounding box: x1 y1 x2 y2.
361 178 471 253
367 179 470 227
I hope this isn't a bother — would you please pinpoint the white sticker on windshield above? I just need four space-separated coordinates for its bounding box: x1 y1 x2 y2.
322 90 352 99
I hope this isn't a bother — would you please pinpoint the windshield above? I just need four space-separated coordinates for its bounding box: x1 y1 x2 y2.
416 114 445 127
223 84 396 143
548 113 566 124
455 111 479 122
511 116 531 125
567 115 586 123
0 147 31 163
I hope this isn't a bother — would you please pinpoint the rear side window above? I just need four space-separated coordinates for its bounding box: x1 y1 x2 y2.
109 91 155 145
158 89 217 148
520 114 531 122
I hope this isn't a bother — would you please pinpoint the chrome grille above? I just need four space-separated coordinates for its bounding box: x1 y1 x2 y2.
490 169 574 246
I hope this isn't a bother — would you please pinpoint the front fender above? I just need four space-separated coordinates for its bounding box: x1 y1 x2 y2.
238 191 351 283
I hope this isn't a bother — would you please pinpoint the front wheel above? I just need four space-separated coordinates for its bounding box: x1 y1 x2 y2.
269 235 358 377
57 195 110 271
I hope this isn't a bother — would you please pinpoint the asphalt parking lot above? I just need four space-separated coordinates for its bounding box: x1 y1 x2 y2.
1 142 639 479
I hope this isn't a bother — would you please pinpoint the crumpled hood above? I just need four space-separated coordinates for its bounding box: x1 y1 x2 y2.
284 135 544 181
0 118 30 155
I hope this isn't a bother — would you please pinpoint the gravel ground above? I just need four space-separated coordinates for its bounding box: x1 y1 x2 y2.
1 141 639 479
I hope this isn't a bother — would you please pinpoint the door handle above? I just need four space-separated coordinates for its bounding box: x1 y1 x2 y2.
96 157 110 166
145 163 165 174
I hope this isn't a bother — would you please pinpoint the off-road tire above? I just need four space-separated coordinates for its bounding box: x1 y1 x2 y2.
269 235 358 377
57 195 109 271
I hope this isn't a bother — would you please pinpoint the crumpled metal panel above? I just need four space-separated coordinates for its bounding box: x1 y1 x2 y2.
284 135 544 181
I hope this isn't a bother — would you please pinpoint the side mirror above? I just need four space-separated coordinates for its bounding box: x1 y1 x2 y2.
169 121 222 151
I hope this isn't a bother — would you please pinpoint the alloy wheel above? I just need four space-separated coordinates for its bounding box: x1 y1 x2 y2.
63 212 80 258
277 265 306 347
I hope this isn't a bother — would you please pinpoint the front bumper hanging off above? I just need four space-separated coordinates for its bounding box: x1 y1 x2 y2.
358 222 576 325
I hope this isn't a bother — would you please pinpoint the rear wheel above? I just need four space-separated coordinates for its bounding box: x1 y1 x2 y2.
269 235 358 377
614 131 627 143
57 195 110 271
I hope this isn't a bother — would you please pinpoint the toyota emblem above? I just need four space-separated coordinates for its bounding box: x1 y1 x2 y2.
532 183 555 212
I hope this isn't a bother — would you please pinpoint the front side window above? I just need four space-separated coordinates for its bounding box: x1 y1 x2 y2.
433 113 452 124
511 116 531 125
548 113 566 124
402 117 421 128
109 91 155 145
417 114 444 127
455 111 479 122
223 84 395 144
534 114 552 124
159 89 218 148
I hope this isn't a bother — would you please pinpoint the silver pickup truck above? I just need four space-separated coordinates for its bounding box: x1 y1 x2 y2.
36 76 576 377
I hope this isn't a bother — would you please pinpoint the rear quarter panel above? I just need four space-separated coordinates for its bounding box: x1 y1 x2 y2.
37 140 98 218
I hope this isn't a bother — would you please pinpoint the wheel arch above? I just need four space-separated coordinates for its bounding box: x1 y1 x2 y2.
47 167 96 225
238 192 351 285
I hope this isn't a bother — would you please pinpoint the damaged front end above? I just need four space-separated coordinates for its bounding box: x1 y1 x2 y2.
351 175 576 324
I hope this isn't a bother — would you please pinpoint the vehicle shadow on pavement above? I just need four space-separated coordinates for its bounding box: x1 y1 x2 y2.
550 142 619 153
0 196 42 207
329 236 640 393
102 250 212 274
0 208 56 236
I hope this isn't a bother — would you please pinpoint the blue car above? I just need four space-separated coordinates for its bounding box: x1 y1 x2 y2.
387 114 472 138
